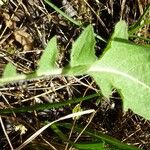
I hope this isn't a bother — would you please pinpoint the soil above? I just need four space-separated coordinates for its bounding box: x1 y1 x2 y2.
0 0 150 150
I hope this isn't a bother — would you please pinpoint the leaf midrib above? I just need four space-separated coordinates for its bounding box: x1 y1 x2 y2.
88 67 150 90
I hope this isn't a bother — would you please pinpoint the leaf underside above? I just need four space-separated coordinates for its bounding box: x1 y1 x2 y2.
70 25 97 67
3 63 17 78
37 36 58 75
0 21 150 120
88 21 150 119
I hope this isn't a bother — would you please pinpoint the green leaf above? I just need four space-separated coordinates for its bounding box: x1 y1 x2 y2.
70 25 97 67
37 36 59 76
111 21 128 40
74 143 105 150
62 65 89 75
0 63 27 85
88 21 150 119
58 123 141 150
3 63 17 78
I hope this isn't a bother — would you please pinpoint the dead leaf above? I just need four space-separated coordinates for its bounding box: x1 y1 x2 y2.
15 124 27 135
13 30 33 51
2 12 16 29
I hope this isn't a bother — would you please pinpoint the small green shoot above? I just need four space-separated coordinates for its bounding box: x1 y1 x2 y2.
72 104 83 120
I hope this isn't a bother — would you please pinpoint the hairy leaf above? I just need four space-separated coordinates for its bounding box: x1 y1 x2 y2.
0 21 150 121
0 63 26 85
70 25 97 67
88 21 150 119
3 63 17 77
37 36 59 76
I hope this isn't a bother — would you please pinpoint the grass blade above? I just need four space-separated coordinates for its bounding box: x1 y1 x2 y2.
15 110 95 150
44 0 82 26
58 123 141 150
0 93 99 115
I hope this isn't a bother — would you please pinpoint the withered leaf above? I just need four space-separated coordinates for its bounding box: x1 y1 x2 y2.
13 30 33 51
2 12 16 29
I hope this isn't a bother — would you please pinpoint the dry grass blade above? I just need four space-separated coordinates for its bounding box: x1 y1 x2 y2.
120 0 126 19
15 109 95 150
68 110 97 150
